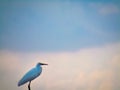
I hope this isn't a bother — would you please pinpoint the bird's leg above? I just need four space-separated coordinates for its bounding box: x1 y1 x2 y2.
28 81 31 90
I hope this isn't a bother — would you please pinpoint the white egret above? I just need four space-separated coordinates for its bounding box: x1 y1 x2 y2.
18 62 48 90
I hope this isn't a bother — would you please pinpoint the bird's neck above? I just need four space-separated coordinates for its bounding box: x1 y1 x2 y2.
36 65 42 69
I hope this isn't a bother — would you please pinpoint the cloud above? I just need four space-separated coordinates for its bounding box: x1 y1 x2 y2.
90 3 119 15
99 4 119 15
0 42 120 90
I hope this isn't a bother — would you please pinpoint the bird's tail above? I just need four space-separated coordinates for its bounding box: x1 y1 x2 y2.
18 81 21 86
18 79 27 86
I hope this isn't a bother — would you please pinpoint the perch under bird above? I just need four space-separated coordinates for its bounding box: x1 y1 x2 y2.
18 62 48 90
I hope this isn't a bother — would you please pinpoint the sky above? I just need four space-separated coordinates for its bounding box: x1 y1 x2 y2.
0 0 120 90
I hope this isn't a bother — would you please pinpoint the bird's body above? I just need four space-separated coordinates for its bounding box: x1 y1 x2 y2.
18 64 42 86
18 62 47 88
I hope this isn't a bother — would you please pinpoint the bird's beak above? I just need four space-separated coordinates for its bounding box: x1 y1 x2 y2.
40 63 48 65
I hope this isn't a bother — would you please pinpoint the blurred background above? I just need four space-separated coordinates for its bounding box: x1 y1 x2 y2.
0 0 120 90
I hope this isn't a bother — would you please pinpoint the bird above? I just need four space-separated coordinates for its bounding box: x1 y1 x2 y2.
18 62 48 90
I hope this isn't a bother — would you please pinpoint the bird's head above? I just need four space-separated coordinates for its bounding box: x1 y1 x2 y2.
36 62 48 67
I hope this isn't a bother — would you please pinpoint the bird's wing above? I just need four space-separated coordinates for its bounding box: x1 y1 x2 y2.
18 68 41 86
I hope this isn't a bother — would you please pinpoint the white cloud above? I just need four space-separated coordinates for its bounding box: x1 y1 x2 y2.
0 42 120 90
90 3 119 15
99 4 119 15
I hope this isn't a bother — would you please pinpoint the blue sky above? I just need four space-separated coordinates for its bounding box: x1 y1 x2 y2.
0 1 120 52
0 1 120 90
